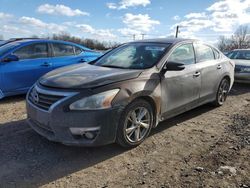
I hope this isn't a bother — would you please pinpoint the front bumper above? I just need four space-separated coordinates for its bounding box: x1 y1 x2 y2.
26 90 123 146
235 72 250 84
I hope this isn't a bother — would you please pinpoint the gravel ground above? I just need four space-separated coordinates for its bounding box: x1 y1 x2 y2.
0 83 249 188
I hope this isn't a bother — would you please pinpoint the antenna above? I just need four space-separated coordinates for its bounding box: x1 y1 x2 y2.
133 34 136 41
175 25 179 38
141 34 145 40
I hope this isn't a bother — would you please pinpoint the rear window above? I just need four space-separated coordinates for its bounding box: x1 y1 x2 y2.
52 43 75 57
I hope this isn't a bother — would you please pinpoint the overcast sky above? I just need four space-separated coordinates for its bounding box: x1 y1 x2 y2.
0 0 249 44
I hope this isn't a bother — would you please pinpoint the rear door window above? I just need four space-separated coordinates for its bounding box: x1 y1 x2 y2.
13 43 48 60
52 43 75 57
74 46 83 55
194 43 215 62
168 43 195 65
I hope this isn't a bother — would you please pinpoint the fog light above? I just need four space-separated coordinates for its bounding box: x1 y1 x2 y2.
69 127 100 136
85 132 95 139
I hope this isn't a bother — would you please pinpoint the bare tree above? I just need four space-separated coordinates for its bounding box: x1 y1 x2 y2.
218 36 228 52
217 25 250 52
232 25 249 49
217 35 236 52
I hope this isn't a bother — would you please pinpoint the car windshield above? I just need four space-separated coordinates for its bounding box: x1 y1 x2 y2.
94 43 170 69
0 41 5 46
0 42 19 57
227 50 250 60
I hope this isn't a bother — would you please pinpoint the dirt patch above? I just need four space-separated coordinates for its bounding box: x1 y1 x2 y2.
0 95 26 124
0 84 249 188
174 104 250 188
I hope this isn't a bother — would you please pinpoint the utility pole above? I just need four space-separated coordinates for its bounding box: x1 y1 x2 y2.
133 34 136 41
175 25 179 38
141 34 145 40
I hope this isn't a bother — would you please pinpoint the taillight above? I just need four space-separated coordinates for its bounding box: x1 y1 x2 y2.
229 60 235 68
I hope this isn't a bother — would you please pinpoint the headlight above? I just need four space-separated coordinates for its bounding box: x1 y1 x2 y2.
69 89 120 110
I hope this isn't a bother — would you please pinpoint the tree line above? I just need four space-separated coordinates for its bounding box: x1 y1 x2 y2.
217 25 250 52
1 32 120 50
48 33 120 51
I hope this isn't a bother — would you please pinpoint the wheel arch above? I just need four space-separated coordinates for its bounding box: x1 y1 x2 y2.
219 74 232 91
128 95 158 128
223 75 231 85
214 73 232 95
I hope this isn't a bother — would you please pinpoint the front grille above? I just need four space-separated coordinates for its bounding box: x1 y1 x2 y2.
235 65 250 73
28 86 66 111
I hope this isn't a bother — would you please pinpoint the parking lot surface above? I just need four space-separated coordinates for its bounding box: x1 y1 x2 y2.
0 84 249 187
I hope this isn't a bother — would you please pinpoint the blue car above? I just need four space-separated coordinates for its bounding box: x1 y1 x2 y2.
0 38 101 99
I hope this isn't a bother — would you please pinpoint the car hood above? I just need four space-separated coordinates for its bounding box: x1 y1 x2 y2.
39 63 142 89
233 59 250 67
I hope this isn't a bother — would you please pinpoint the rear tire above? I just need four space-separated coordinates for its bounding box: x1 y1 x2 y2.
212 78 230 107
116 99 154 148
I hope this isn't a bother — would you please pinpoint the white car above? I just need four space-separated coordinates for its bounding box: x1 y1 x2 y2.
227 49 250 83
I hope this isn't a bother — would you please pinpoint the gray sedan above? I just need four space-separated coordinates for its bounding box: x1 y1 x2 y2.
26 39 235 148
227 49 250 83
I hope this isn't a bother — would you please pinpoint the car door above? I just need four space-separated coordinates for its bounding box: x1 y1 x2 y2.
161 43 201 118
193 43 222 102
1 42 52 93
49 43 84 69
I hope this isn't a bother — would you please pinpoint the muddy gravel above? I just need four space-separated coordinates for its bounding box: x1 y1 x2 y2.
0 84 249 188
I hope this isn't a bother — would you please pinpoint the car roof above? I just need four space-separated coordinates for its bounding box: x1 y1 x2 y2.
232 49 250 51
14 39 79 45
132 38 197 45
1 38 91 50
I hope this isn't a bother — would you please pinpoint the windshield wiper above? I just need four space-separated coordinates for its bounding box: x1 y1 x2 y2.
100 65 126 69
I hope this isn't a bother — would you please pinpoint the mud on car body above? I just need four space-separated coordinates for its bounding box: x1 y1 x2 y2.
26 38 234 147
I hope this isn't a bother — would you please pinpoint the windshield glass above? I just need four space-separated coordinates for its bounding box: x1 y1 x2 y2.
94 43 171 69
0 41 6 46
227 50 250 60
0 42 19 57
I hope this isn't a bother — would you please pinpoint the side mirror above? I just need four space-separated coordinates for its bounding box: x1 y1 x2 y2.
163 61 185 72
2 54 19 62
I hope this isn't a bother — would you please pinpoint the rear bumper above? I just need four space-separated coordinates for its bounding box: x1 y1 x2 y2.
235 72 250 83
26 96 123 147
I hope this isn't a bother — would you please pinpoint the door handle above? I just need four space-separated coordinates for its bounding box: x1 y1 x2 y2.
193 72 201 77
41 62 52 67
217 65 222 69
79 59 87 63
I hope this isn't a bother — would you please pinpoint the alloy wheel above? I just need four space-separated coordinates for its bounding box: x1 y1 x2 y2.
124 107 151 143
218 79 230 105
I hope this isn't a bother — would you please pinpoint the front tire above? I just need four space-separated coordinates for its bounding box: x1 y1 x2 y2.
116 99 154 148
213 78 230 107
